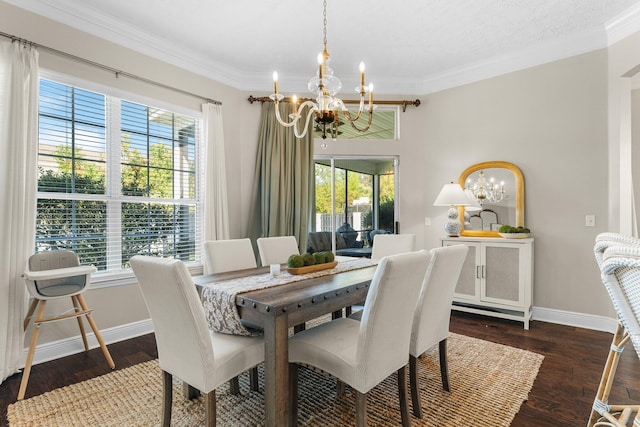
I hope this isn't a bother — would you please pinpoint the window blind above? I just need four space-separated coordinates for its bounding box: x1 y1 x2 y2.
36 79 202 274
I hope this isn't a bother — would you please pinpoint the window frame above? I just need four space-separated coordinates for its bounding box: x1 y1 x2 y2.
312 105 400 141
36 70 204 288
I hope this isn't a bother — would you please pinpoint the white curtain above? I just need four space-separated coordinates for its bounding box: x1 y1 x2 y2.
0 40 39 384
202 103 230 250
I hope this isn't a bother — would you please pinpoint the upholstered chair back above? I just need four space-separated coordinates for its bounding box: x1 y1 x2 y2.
410 245 468 357
256 235 299 266
370 234 416 260
204 238 257 274
130 256 216 391
355 250 432 391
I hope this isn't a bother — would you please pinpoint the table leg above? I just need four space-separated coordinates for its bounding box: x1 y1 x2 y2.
264 313 290 427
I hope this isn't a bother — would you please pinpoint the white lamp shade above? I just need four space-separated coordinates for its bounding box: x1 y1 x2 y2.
433 183 470 207
464 189 482 212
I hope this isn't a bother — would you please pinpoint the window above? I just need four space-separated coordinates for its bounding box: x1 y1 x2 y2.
36 79 201 274
313 157 397 249
312 107 398 140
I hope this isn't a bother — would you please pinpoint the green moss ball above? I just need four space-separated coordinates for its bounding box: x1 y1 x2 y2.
301 252 316 266
287 254 304 268
313 252 326 264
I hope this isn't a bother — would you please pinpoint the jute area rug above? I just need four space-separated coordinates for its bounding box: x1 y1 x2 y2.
8 333 542 426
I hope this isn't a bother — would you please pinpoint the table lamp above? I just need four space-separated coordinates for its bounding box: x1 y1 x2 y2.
433 182 470 236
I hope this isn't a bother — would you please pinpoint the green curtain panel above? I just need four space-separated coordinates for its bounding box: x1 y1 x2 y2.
248 102 314 256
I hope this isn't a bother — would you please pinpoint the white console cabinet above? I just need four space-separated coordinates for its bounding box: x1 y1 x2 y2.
441 236 534 329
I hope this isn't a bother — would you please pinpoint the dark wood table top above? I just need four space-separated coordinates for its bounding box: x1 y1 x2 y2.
194 265 376 328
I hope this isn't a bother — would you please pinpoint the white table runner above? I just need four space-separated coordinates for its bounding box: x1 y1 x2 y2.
201 257 377 336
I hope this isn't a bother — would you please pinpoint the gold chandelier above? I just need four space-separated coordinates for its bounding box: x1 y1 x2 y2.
269 0 374 140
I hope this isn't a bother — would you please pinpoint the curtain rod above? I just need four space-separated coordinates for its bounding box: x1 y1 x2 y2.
247 95 420 112
0 31 222 105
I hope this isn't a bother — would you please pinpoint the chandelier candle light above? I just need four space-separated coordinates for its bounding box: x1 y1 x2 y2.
270 0 374 140
434 182 471 237
466 170 505 205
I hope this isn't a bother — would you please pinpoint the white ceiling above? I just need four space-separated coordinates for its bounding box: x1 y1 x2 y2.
6 0 640 95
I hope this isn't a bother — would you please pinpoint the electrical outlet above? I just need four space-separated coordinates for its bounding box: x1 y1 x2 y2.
585 215 596 227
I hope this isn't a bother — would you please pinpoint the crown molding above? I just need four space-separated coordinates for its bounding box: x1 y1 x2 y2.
606 3 640 45
7 0 640 96
3 0 248 90
417 28 608 95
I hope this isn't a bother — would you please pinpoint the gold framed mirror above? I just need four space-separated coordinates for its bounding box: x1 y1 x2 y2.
458 161 524 237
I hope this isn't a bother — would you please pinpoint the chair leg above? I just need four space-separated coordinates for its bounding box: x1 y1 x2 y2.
18 300 47 400
162 370 173 427
337 379 346 395
588 321 626 426
250 367 260 392
409 355 422 418
229 377 240 395
205 389 216 427
439 338 450 392
72 296 90 351
23 299 38 331
397 366 411 427
75 294 115 369
289 363 299 426
183 382 200 399
355 390 367 427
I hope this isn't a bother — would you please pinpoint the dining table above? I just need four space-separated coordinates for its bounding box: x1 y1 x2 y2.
193 258 377 427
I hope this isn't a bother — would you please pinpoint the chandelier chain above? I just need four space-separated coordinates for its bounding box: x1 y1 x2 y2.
323 0 328 47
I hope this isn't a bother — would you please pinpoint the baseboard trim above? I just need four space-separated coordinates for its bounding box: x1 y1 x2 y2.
532 306 617 333
26 319 154 367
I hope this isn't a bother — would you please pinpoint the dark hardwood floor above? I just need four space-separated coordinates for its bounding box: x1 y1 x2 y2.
1 311 638 426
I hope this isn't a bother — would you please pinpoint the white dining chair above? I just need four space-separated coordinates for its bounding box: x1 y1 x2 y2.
256 235 299 266
288 250 432 427
130 256 264 427
20 250 114 400
370 233 416 260
204 238 257 274
408 245 468 418
203 238 260 393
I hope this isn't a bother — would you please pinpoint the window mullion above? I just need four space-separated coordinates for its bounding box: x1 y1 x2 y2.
106 96 123 271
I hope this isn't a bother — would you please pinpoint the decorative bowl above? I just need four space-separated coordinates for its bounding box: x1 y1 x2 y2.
498 233 530 239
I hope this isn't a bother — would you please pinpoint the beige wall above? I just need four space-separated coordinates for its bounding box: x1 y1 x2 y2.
0 1 626 348
418 51 612 317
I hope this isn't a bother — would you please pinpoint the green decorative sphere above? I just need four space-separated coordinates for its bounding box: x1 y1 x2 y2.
324 251 335 263
313 252 327 264
287 254 304 268
301 252 316 266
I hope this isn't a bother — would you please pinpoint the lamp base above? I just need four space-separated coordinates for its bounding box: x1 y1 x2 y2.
444 206 462 237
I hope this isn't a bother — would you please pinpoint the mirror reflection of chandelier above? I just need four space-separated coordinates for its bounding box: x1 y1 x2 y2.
269 0 374 140
466 170 505 205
